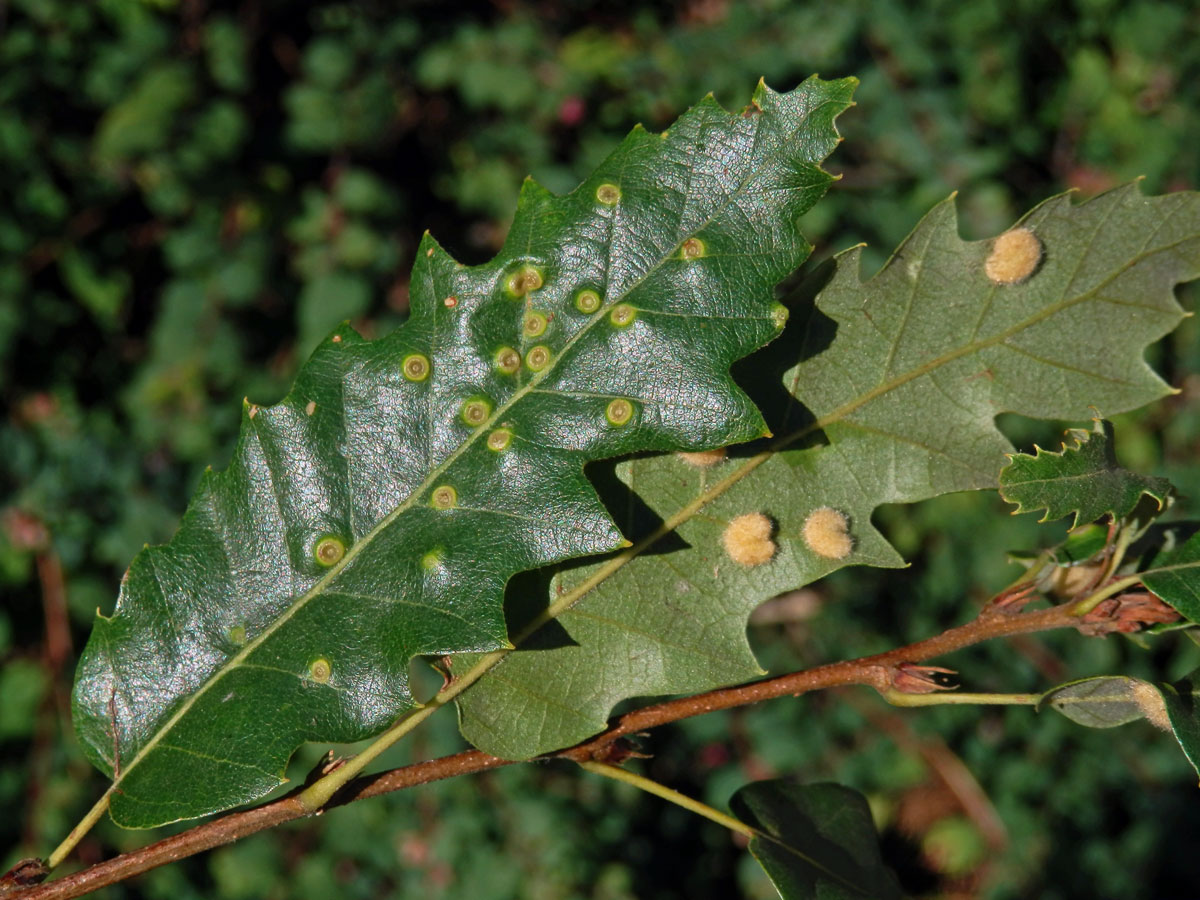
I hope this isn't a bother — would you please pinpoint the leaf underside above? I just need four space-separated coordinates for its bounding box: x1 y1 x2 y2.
1038 675 1153 728
72 76 858 827
999 417 1170 528
730 780 901 900
457 183 1200 760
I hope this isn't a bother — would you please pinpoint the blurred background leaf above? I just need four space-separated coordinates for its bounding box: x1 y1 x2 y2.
2 1 1199 897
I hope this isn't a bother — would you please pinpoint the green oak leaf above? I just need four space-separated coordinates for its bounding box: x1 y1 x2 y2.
999 418 1171 527
1142 529 1200 622
457 184 1199 760
71 75 857 827
1160 670 1200 777
730 780 901 900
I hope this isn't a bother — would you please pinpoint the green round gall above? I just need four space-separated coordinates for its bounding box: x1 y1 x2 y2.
495 346 521 374
461 397 492 427
506 265 544 298
575 289 602 314
314 535 347 567
526 345 551 372
610 304 636 327
523 311 548 338
431 485 458 510
606 398 634 426
308 658 332 684
487 428 513 452
402 354 431 382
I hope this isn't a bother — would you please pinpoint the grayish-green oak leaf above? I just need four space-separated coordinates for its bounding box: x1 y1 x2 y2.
457 183 1200 760
1039 672 1200 777
1038 675 1160 728
72 75 858 827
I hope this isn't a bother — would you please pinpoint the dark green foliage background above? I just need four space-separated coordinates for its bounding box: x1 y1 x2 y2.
1 1 1199 897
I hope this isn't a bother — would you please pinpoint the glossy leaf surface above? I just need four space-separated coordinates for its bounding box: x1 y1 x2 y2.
458 185 1200 759
71 76 857 827
730 780 901 900
999 418 1170 528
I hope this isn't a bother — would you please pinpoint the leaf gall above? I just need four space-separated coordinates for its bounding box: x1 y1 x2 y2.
495 346 521 374
308 658 332 684
431 485 458 510
596 183 621 205
802 507 853 560
523 311 548 338
609 304 636 327
313 535 347 567
402 354 431 382
722 513 776 567
1130 680 1172 732
461 397 492 427
506 265 544 298
985 227 1042 285
605 398 634 426
681 237 706 259
677 447 726 467
487 428 513 452
575 289 602 314
526 345 551 372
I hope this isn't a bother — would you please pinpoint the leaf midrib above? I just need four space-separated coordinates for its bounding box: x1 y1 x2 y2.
105 91 837 800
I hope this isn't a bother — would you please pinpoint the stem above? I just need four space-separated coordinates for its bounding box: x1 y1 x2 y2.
15 599 1090 900
45 793 110 871
1102 518 1134 582
577 761 754 837
1070 574 1143 616
881 690 1039 707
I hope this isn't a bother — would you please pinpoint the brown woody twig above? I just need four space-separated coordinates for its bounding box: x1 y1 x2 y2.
7 594 1142 900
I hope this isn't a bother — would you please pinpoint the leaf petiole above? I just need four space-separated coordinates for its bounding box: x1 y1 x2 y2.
881 689 1040 707
576 760 754 838
47 792 112 871
1070 573 1143 616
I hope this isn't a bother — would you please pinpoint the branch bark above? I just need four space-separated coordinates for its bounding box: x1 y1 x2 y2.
7 597 1105 900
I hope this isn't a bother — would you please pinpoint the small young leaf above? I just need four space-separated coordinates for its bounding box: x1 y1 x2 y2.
729 780 901 900
1038 675 1159 728
71 76 857 827
999 418 1171 528
458 184 1200 760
